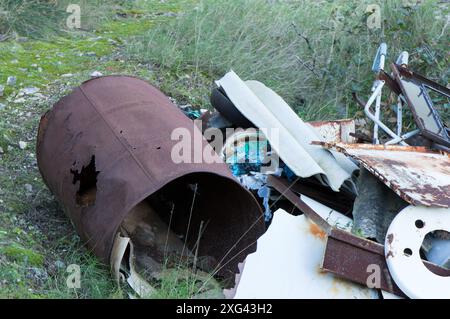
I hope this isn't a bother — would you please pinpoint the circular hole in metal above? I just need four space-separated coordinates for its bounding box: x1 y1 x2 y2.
415 219 425 229
421 230 450 276
403 248 413 257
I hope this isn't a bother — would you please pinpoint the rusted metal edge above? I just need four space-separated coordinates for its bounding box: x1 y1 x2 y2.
312 141 437 154
267 175 450 298
378 70 402 95
308 119 356 144
322 227 450 298
313 142 450 207
266 175 331 232
267 174 402 296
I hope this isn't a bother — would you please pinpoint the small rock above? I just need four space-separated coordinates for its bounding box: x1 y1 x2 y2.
85 52 97 57
90 71 103 77
28 268 49 283
0 85 4 96
16 37 28 43
11 59 18 64
61 73 73 78
55 260 65 269
31 64 38 68
6 76 16 86
0 147 3 154
7 146 13 152
22 87 39 95
13 98 26 104
0 103 5 111
88 36 103 42
18 141 27 150
24 184 33 192
37 67 43 73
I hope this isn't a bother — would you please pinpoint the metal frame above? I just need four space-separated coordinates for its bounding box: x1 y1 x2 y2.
363 43 420 146
391 64 450 148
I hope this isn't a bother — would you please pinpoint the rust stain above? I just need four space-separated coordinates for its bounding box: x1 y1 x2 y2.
316 142 450 207
309 223 327 239
329 284 340 296
386 250 394 259
387 233 394 245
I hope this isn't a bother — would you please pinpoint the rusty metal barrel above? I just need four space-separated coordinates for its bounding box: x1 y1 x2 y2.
36 76 264 278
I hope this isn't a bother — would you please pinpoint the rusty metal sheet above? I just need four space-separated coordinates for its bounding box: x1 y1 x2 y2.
323 228 406 297
36 75 264 279
308 119 356 144
316 143 450 207
322 227 450 298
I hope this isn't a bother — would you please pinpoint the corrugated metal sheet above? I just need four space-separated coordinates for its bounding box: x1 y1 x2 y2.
316 143 450 207
215 71 358 192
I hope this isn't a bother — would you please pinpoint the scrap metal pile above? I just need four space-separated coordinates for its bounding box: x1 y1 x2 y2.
36 44 449 299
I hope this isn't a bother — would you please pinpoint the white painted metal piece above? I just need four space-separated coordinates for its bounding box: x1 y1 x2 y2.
385 205 450 299
234 207 378 299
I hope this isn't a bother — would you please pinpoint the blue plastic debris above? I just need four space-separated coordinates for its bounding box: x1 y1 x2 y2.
225 133 268 176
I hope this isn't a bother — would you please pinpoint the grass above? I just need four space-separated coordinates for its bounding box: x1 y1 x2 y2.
0 0 128 40
0 0 65 39
127 0 449 121
0 0 208 299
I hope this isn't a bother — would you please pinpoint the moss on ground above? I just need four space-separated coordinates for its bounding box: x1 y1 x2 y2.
0 0 203 299
2 244 44 267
